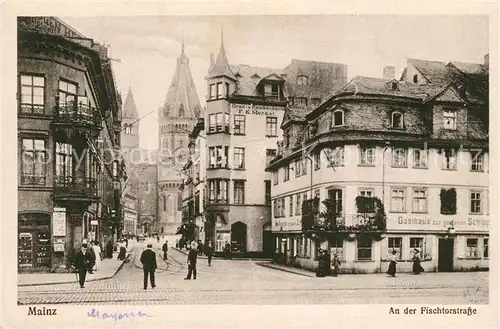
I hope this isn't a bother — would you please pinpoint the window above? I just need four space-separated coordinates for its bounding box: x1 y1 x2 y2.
284 164 290 181
208 179 228 203
297 75 308 86
442 148 457 170
225 83 230 97
216 113 223 132
233 180 245 204
21 138 46 185
483 238 489 258
314 152 320 170
443 109 457 130
289 196 293 216
178 104 185 117
412 188 427 213
208 146 228 168
234 115 246 134
210 84 216 100
413 148 428 168
391 82 399 90
330 237 343 260
295 159 302 177
295 194 301 215
264 180 271 205
388 237 402 259
314 189 320 199
470 150 484 172
264 83 279 97
276 198 282 217
410 237 423 259
296 97 308 108
311 98 321 108
391 188 406 212
302 158 307 175
163 195 167 212
272 171 278 185
357 236 372 260
55 142 73 179
58 80 77 108
328 189 343 214
413 74 418 83
466 238 478 258
392 148 407 167
217 82 223 99
391 112 403 129
20 75 45 114
266 149 277 165
470 191 482 214
359 189 373 197
326 147 344 167
233 147 245 169
266 117 277 136
208 114 216 133
359 146 376 166
440 188 457 215
332 110 344 127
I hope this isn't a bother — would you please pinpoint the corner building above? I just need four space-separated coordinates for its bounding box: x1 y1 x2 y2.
204 36 347 254
267 57 489 273
17 17 124 271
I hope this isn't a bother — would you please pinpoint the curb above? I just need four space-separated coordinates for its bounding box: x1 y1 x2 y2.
18 253 131 287
256 262 316 278
172 247 272 262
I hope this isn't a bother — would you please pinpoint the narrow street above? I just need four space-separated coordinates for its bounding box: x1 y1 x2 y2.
18 240 488 305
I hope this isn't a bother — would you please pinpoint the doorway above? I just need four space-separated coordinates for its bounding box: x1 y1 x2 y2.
438 238 454 272
231 222 247 252
262 230 274 257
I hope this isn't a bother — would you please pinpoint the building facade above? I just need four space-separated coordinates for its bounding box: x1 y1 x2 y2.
202 36 347 254
267 56 489 273
157 44 202 235
17 17 125 271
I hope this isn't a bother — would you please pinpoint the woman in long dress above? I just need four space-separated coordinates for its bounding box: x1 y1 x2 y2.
412 249 424 275
117 239 127 260
386 250 397 277
92 241 102 271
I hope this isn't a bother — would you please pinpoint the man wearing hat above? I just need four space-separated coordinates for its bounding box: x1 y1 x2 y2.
185 241 198 280
74 241 94 288
140 243 157 290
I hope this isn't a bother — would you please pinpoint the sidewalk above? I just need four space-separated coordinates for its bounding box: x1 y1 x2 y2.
256 261 316 277
172 247 271 261
18 242 135 287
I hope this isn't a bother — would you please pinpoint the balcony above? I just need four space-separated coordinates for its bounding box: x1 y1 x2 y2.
53 102 102 131
53 176 98 202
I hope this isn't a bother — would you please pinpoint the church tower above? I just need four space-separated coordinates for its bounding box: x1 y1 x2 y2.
158 40 202 234
121 87 140 150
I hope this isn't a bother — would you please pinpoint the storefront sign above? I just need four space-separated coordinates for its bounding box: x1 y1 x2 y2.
231 103 284 116
90 220 98 226
52 211 66 236
273 218 301 231
389 215 489 232
53 243 65 252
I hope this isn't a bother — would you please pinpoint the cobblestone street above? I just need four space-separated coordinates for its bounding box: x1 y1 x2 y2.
17 242 488 305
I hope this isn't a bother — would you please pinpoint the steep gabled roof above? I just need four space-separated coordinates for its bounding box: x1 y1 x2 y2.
207 35 236 81
122 87 139 119
281 107 309 128
230 64 283 97
160 48 202 119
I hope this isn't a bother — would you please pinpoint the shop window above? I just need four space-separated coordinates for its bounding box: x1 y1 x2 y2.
410 237 423 259
388 237 402 259
357 236 372 260
20 74 45 114
466 238 478 258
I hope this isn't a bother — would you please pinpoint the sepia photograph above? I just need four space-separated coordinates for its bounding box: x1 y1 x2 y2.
2 3 498 328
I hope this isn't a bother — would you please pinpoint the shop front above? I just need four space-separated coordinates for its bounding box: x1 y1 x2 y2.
18 213 51 270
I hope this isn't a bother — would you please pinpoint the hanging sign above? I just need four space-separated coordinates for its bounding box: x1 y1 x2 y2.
52 210 66 236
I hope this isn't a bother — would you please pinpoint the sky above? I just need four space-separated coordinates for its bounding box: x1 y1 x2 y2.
61 15 489 150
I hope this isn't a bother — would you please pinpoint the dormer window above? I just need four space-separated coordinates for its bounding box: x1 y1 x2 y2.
332 110 344 127
391 111 404 129
297 75 308 86
311 98 321 108
296 97 308 108
413 74 418 83
391 81 399 90
264 84 279 97
443 109 457 130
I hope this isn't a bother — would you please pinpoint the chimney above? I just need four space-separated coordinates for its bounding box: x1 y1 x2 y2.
484 53 489 69
209 53 215 70
383 66 395 80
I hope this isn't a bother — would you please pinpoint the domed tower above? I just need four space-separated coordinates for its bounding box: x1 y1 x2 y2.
157 41 202 234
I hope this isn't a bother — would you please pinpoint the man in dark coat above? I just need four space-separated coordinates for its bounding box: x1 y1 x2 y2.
162 240 168 260
205 241 214 266
74 242 94 288
140 244 157 290
185 242 198 280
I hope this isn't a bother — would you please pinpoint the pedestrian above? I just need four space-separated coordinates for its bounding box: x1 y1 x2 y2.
332 252 341 277
316 250 327 277
82 239 96 274
140 243 157 290
412 248 424 275
185 242 198 280
74 241 94 288
125 236 128 249
157 235 160 243
175 239 179 249
205 241 214 266
117 239 127 260
92 240 102 271
224 242 231 260
197 240 204 256
106 239 113 259
162 240 169 260
386 250 398 277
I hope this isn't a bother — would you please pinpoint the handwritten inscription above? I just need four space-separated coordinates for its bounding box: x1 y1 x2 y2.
87 309 153 322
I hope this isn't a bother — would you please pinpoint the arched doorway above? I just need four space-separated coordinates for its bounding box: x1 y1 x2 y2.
231 221 247 253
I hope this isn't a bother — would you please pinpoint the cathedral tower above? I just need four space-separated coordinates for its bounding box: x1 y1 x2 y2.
158 41 202 234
